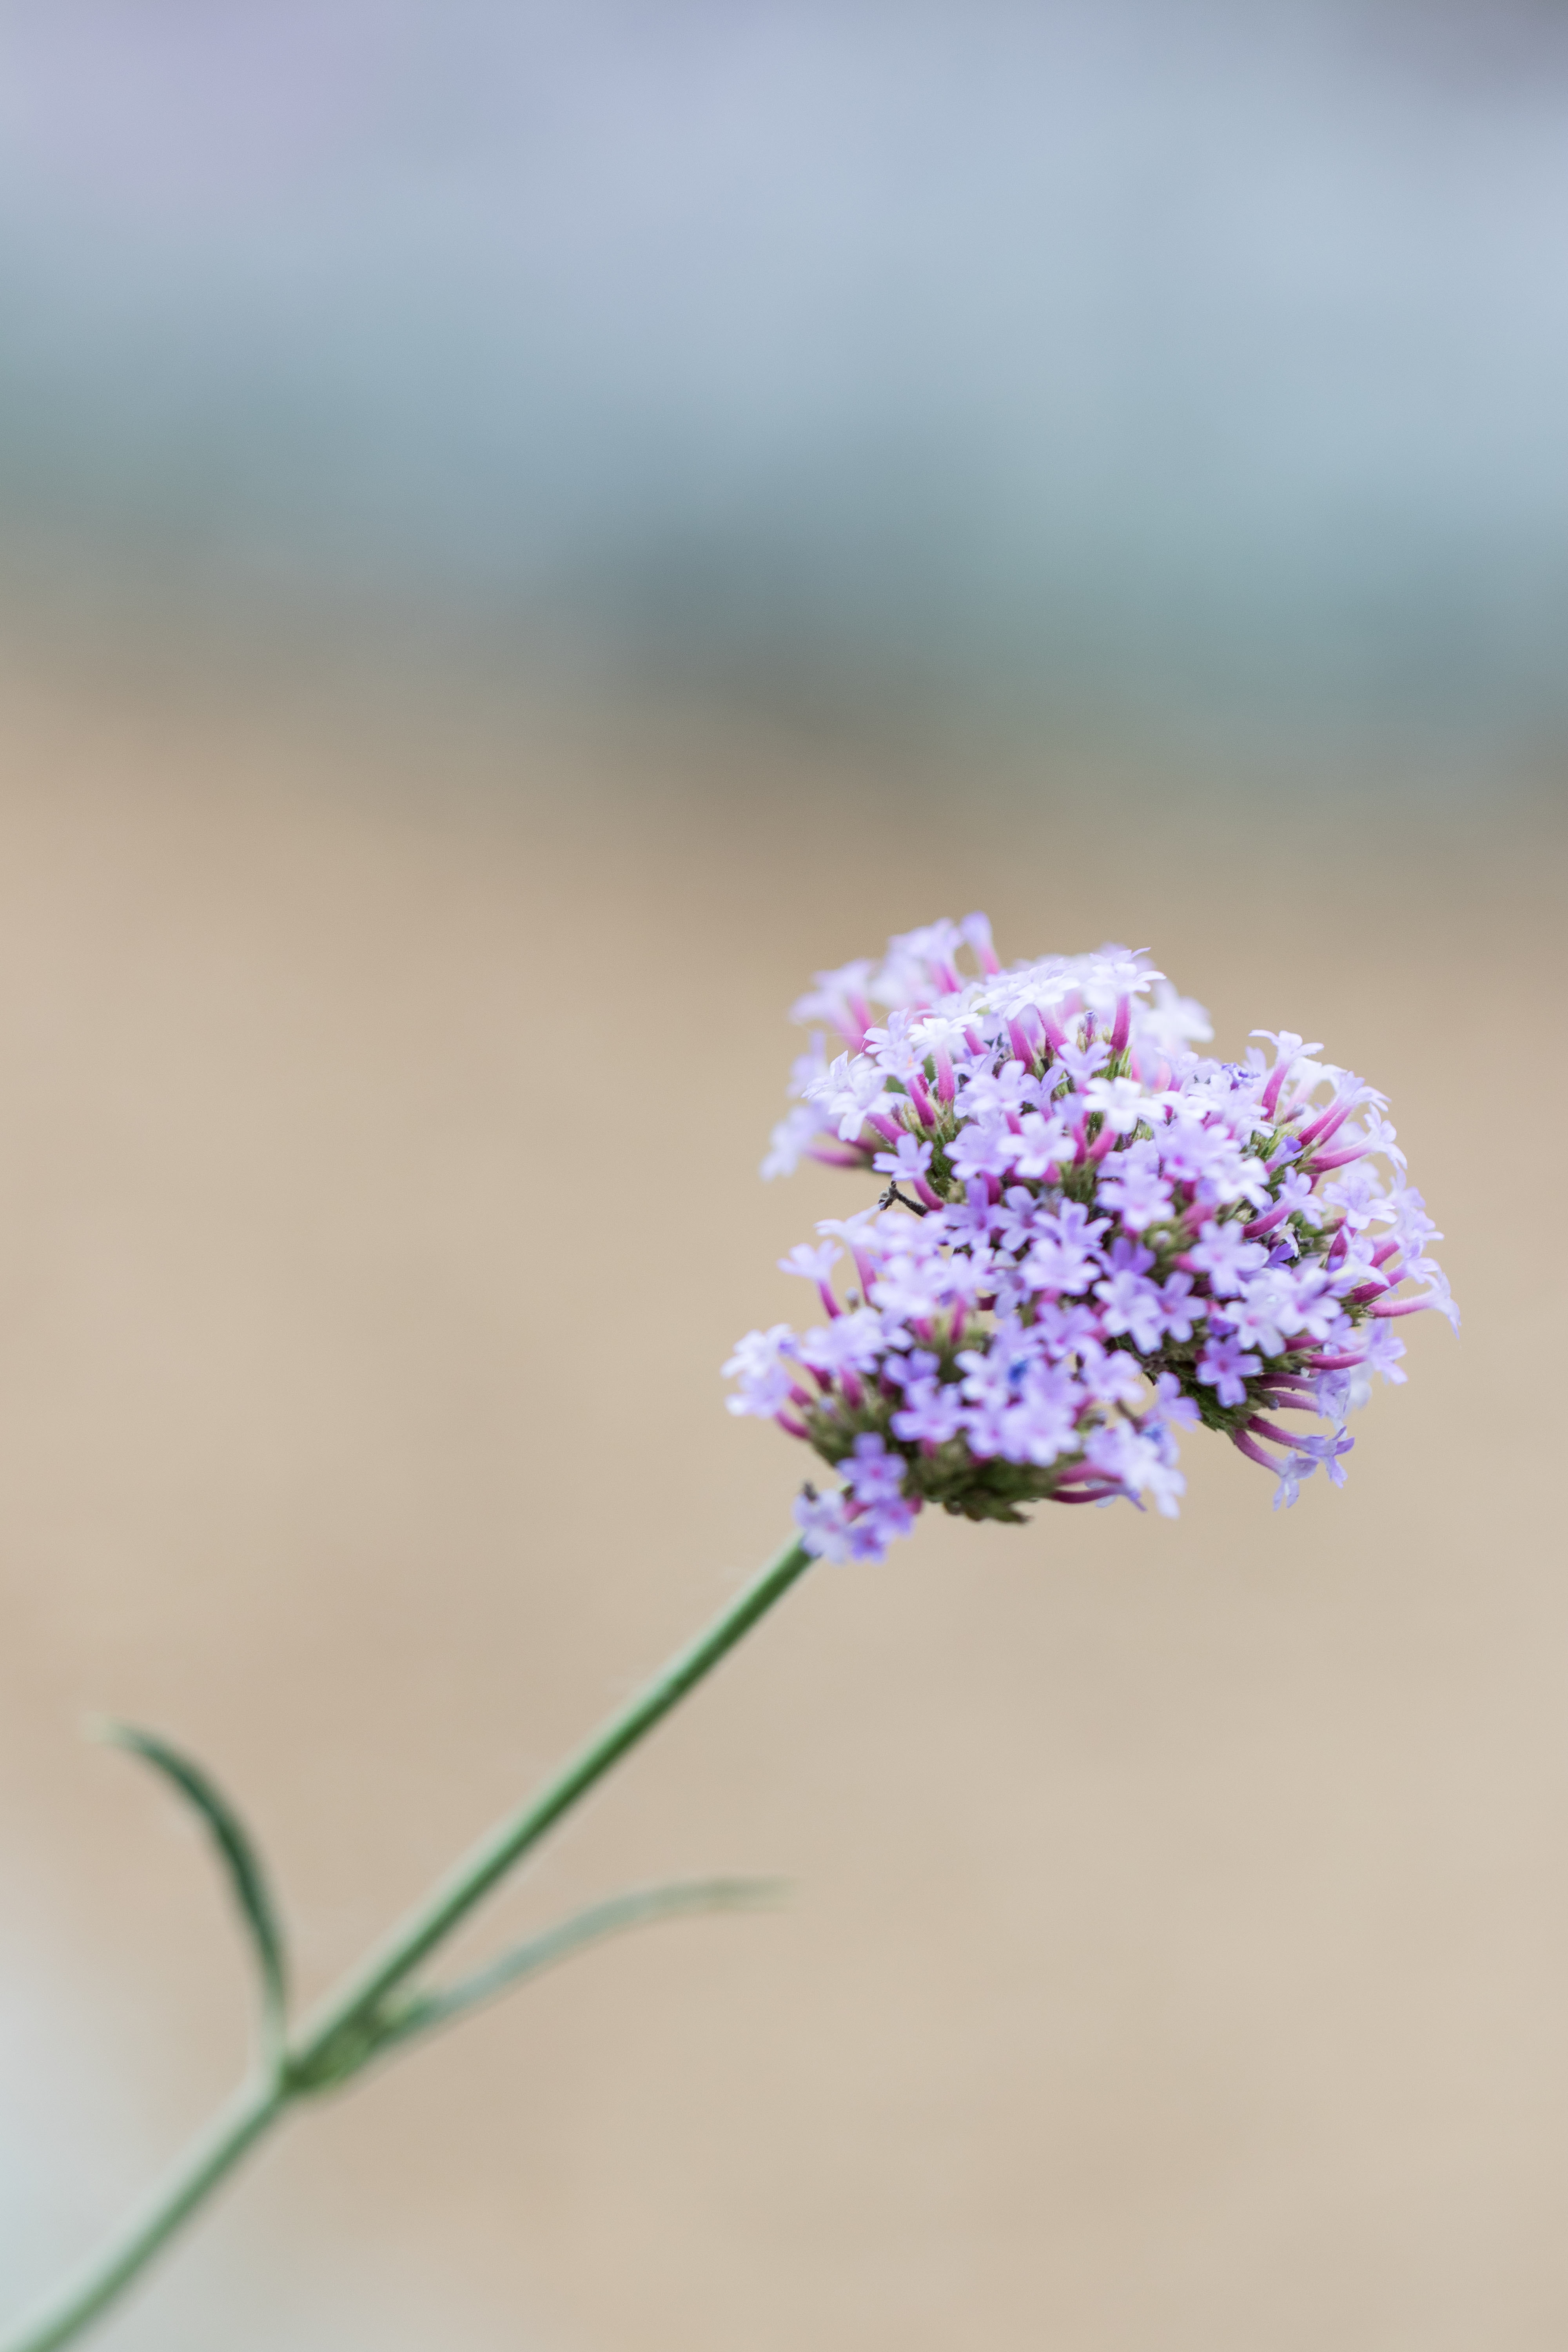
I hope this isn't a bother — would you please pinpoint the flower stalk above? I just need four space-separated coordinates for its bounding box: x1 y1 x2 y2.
6 909 1457 2349
1 1532 813 2352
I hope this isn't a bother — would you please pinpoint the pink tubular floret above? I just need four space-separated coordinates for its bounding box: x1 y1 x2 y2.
1243 1198 1292 1240
1260 1056 1294 1120
1296 1092 1357 1151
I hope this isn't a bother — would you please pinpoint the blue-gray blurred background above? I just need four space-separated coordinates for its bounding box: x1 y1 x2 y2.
3 0 1567 761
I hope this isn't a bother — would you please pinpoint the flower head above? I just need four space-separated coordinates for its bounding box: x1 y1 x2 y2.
733 917 1454 1560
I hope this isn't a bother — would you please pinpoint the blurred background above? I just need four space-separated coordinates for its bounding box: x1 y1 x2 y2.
0 4 1564 2348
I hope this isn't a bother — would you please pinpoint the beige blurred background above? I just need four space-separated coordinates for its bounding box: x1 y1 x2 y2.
0 626 1561 2352
4 5 1568 2347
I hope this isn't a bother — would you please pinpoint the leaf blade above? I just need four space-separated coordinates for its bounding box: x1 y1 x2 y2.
373 1877 784 2060
100 1722 289 2064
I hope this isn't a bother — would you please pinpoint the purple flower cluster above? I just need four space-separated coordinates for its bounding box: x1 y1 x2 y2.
726 917 1455 1563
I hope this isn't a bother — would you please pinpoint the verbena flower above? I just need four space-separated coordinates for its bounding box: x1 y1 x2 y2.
726 918 1456 1560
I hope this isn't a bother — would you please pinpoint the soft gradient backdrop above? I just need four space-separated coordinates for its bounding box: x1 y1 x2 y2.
0 5 1564 2348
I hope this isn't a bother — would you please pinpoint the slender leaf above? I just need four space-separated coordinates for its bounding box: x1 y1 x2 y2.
372 1877 784 2059
98 1722 289 2065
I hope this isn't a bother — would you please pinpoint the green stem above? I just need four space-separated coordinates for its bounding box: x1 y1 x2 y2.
1 2078 286 2352
1 1531 813 2352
